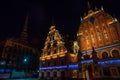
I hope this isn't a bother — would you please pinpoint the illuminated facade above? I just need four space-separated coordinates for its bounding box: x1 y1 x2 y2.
39 24 82 79
39 25 69 79
0 16 39 72
77 6 120 79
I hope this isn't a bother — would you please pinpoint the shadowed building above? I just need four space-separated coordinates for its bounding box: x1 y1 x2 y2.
0 16 39 72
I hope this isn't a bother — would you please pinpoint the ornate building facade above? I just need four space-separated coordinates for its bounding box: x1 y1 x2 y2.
77 5 120 79
0 16 39 72
39 25 69 79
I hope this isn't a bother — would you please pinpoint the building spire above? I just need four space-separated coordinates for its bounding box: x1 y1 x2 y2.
101 5 104 11
87 1 93 14
24 15 29 31
20 15 29 44
87 1 91 10
51 16 55 26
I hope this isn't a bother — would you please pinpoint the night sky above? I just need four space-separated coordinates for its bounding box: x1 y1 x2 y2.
0 0 120 50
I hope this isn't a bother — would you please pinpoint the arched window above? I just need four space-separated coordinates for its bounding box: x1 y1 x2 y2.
102 52 108 59
112 50 119 58
83 54 90 60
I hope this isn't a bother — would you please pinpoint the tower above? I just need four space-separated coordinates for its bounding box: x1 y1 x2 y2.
20 15 29 44
0 15 39 73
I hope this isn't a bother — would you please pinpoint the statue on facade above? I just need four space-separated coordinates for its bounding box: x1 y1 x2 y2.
73 41 79 54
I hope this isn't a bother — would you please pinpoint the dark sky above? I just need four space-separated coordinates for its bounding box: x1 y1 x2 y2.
0 0 120 50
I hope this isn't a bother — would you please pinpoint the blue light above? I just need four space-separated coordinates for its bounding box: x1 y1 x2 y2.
24 58 27 62
0 61 6 65
81 60 93 64
68 64 78 69
98 60 120 66
39 65 67 70
5 69 11 73
0 69 4 73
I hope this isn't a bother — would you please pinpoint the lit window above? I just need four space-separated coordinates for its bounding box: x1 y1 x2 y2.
91 34 94 43
103 29 108 38
96 26 98 28
97 31 101 40
90 28 93 30
102 23 105 26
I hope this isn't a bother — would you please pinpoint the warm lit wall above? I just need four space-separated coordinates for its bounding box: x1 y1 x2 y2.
77 10 120 58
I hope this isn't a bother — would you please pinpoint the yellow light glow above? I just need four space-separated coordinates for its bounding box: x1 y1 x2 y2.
52 55 57 58
59 54 65 57
70 54 76 57
84 11 99 19
46 56 51 60
108 20 116 25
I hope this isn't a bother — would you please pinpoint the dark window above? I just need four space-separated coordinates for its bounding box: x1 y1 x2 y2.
48 50 50 55
54 49 57 54
118 67 120 74
47 72 50 77
53 71 57 77
112 50 119 58
14 48 17 53
61 59 65 65
83 54 90 60
103 68 111 76
41 62 45 67
53 40 57 47
54 61 57 66
102 52 108 59
61 71 65 78
41 72 44 78
47 43 51 49
48 62 50 67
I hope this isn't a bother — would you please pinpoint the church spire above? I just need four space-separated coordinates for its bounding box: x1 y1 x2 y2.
20 15 29 44
87 1 91 10
101 5 104 11
23 15 29 32
51 16 55 26
87 1 93 14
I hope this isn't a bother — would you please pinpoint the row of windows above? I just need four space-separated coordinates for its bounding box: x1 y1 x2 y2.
41 71 65 78
102 50 120 59
41 59 66 67
43 47 65 55
5 46 34 54
103 67 120 76
84 29 108 45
